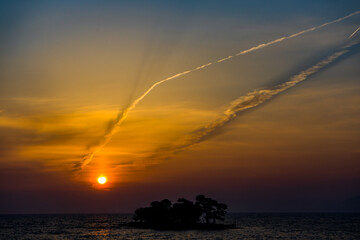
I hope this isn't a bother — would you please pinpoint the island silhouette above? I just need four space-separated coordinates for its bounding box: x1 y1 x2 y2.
126 195 236 230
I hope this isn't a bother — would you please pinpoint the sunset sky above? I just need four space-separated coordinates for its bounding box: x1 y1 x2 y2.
1 0 360 213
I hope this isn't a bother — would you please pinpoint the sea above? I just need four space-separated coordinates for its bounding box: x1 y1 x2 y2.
0 213 359 239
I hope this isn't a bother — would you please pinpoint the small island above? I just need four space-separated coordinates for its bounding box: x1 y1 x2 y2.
126 195 236 230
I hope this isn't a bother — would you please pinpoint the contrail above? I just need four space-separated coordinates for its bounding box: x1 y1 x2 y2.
149 40 359 158
75 10 360 171
349 26 360 38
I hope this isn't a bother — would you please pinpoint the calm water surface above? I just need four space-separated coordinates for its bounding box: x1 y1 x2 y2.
1 213 359 239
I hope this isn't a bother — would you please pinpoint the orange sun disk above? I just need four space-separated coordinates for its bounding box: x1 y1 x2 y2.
97 176 107 184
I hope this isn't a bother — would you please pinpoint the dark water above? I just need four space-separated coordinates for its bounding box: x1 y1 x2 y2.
0 213 359 239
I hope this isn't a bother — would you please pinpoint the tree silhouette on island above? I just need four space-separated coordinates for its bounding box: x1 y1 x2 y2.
128 195 235 230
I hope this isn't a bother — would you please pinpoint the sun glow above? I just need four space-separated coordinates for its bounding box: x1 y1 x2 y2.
97 176 107 184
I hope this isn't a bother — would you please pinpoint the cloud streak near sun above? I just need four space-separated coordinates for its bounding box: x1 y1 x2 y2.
75 10 360 171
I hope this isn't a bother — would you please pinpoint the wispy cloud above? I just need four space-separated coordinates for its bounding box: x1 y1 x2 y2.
75 10 360 171
6 97 61 104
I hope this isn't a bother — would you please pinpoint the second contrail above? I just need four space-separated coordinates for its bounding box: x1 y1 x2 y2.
349 26 360 38
149 39 359 159
75 10 360 171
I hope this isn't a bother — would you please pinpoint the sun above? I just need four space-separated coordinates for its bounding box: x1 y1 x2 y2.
97 176 107 184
